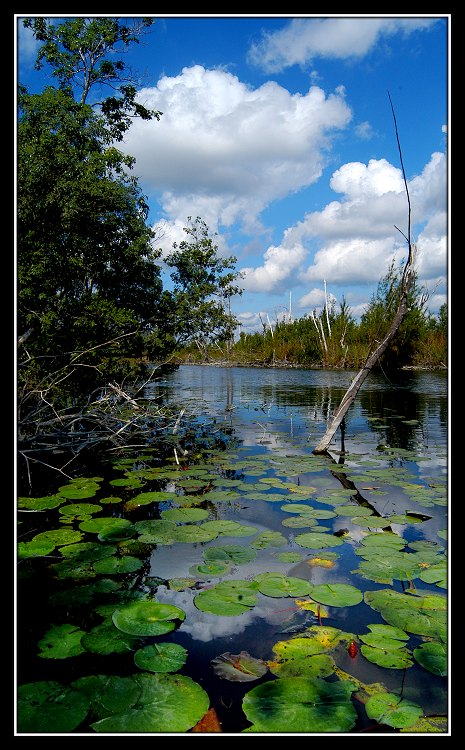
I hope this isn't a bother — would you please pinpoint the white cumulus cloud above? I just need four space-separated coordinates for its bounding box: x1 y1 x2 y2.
121 65 351 240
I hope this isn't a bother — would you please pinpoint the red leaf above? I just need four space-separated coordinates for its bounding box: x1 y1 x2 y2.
191 708 222 733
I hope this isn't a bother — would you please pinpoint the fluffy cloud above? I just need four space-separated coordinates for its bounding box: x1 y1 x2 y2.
121 65 351 238
243 151 446 300
247 17 439 72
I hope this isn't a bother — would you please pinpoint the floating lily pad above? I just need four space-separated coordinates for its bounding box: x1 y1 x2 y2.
160 507 210 523
360 644 413 669
250 531 287 549
18 681 90 733
303 625 356 649
364 589 447 641
360 533 406 549
38 623 86 659
242 676 357 733
211 651 268 682
203 545 257 565
201 520 258 537
97 519 135 542
90 673 209 733
294 532 344 549
112 601 185 636
30 528 84 548
168 578 198 591
275 552 305 563
189 561 231 577
72 674 141 719
419 561 447 588
99 495 123 505
194 579 259 616
335 505 374 517
134 642 188 673
399 715 448 733
18 494 65 511
365 692 423 729
81 622 138 655
58 480 101 500
351 516 391 528
110 477 145 489
255 572 313 598
93 555 143 575
310 583 363 608
413 641 447 676
18 539 56 560
59 503 102 518
134 519 177 544
123 490 174 510
171 525 219 543
59 541 117 562
282 516 318 528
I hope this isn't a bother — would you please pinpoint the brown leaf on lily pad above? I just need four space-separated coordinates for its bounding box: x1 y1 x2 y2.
211 651 268 682
191 707 222 733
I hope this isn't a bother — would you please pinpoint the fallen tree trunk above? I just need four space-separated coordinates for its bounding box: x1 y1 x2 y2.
313 93 415 455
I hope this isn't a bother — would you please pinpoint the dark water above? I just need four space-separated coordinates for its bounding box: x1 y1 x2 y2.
16 365 449 735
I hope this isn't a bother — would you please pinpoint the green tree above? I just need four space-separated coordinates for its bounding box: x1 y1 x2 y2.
163 217 243 354
359 260 429 369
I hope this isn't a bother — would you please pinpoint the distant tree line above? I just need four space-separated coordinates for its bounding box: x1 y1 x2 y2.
177 263 447 371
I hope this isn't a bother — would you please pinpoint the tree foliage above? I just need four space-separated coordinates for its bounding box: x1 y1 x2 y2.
17 17 243 416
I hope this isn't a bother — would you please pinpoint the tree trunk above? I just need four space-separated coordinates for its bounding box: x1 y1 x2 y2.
313 284 411 454
313 91 415 456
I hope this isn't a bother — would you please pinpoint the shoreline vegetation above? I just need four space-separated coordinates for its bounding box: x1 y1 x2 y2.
170 355 447 371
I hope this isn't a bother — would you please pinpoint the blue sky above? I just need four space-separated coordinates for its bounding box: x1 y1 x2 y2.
17 15 449 333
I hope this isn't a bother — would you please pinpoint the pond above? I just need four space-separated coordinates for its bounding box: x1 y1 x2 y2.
16 365 449 735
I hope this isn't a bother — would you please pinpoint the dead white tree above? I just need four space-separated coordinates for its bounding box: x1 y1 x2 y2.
313 93 416 455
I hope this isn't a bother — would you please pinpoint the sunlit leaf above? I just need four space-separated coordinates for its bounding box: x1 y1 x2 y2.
194 579 259 616
310 583 363 608
294 532 343 549
255 572 313 598
413 641 447 676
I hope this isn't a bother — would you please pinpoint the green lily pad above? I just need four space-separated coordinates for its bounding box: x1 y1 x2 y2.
134 519 177 544
18 494 65 510
194 579 259 616
335 505 374 517
203 545 257 565
81 622 138 655
59 542 117 562
365 692 423 729
364 589 447 641
360 644 413 669
59 503 102 517
93 555 143 575
72 674 141 719
97 519 135 542
200 520 258 537
254 572 313 598
351 516 391 528
250 531 287 549
90 673 209 733
280 503 315 514
275 552 305 563
112 601 185 636
242 676 357 733
134 642 188 673
160 507 210 523
171 525 219 543
18 681 89 733
271 636 325 659
294 532 344 549
30 528 84 548
360 533 406 549
110 477 145 489
168 577 199 591
18 539 56 560
38 623 86 659
189 561 231 577
58 481 101 500
282 516 318 528
99 495 123 504
211 651 268 682
419 561 447 588
303 625 356 649
413 641 447 676
310 583 363 608
124 491 174 511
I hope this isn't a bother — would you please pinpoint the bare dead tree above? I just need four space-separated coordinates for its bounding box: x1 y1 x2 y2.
313 92 416 455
